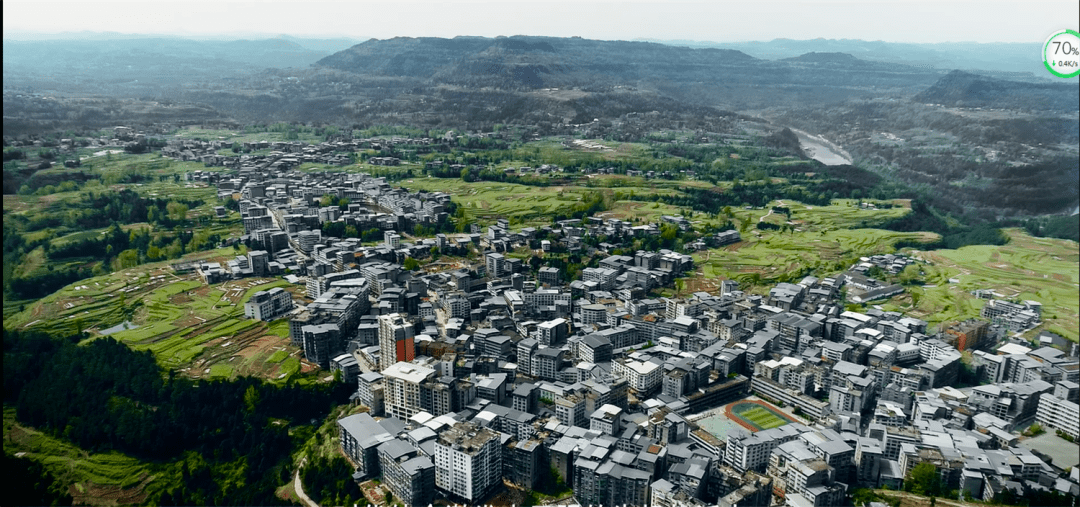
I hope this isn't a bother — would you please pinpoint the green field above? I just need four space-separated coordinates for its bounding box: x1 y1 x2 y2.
730 402 793 431
3 407 172 505
895 229 1079 342
3 247 320 383
681 199 936 294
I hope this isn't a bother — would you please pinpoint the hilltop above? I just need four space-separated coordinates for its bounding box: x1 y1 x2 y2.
913 70 1080 112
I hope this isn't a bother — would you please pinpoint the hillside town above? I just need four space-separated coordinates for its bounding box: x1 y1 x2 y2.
182 153 1080 507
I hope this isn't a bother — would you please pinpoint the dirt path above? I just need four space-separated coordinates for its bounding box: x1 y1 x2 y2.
875 489 979 507
294 459 319 507
760 200 785 223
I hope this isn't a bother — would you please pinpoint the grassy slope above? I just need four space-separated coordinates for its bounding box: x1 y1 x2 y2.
3 407 174 506
690 199 935 293
901 229 1079 341
3 248 317 383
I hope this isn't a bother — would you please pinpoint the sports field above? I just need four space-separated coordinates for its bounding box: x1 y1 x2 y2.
727 400 797 431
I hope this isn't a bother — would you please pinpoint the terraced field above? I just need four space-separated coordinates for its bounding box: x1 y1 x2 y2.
898 229 1079 341
4 249 318 383
689 200 935 294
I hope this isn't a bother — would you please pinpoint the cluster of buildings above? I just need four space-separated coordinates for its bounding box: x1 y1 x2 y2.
161 134 448 169
173 157 1079 506
327 233 1076 506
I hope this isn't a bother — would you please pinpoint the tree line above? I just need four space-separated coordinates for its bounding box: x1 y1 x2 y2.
3 328 354 505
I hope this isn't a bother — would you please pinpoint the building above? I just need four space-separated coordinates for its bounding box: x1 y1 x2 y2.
486 252 505 278
338 412 394 478
613 358 662 394
244 287 293 321
581 303 609 326
589 404 623 435
301 323 341 369
724 424 807 473
538 266 561 286
383 361 436 421
1036 387 1079 440
357 372 385 416
537 318 568 346
504 439 543 490
434 422 502 502
378 439 436 507
247 249 270 276
379 313 415 371
944 319 990 351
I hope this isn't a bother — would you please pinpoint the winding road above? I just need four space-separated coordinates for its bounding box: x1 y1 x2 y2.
294 459 319 507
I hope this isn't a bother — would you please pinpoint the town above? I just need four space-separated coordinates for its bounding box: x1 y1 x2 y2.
155 135 1080 507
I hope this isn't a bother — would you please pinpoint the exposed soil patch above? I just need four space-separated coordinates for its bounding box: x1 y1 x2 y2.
169 293 193 305
172 315 202 328
70 474 152 506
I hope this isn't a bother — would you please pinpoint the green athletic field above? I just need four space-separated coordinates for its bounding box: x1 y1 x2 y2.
730 402 792 431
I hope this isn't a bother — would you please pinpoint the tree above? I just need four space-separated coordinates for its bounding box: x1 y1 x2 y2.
166 202 188 223
319 195 334 207
114 249 139 269
898 265 921 285
403 257 420 271
243 385 260 413
907 462 941 496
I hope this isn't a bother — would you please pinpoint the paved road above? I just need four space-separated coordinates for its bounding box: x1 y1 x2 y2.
294 459 319 507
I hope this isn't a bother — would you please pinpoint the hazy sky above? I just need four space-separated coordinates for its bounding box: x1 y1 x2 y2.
4 0 1077 43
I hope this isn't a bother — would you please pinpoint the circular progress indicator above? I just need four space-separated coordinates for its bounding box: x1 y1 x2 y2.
1043 29 1080 78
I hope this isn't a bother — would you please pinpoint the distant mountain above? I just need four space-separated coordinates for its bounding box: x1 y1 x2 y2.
314 35 942 104
913 70 1080 112
316 36 762 88
782 52 863 64
644 38 1049 79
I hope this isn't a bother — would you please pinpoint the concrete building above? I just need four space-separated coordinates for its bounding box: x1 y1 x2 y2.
244 287 293 321
301 323 341 369
383 361 436 421
338 412 394 478
379 313 415 371
589 404 623 435
378 439 435 507
434 422 502 502
613 357 662 394
1036 388 1079 440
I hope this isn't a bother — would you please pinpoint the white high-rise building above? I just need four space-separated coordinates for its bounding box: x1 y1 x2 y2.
379 313 415 371
382 361 436 422
434 421 502 502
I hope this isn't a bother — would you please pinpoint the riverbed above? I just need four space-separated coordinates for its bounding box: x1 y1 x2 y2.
792 129 852 166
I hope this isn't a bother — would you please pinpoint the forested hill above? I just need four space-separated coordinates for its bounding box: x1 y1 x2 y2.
913 70 1080 112
314 36 942 92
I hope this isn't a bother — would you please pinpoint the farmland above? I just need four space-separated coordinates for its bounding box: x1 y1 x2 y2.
898 229 1079 342
683 199 934 294
4 248 319 384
